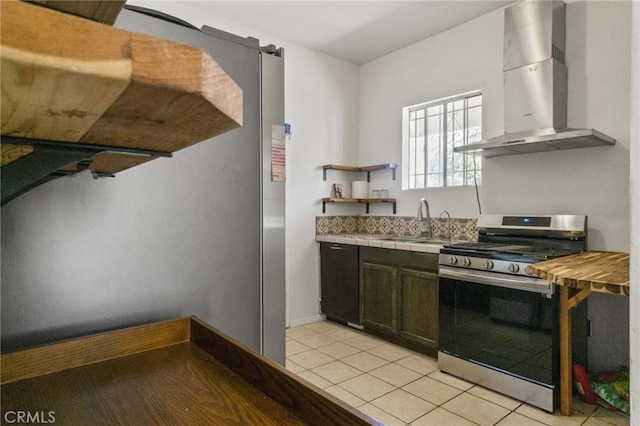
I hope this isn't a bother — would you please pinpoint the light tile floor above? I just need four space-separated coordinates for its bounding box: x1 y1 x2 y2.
285 320 630 426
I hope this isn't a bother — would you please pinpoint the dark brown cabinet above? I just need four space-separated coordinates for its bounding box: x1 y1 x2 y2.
398 268 438 348
361 262 397 334
360 247 439 355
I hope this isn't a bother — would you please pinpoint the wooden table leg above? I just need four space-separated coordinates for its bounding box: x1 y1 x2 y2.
559 285 572 415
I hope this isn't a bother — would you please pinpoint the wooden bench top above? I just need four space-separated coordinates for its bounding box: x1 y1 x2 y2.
527 251 629 296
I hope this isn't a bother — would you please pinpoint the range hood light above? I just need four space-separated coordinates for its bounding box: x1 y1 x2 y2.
456 128 616 158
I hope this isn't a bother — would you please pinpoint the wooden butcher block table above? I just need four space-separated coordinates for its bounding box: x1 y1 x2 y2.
0 317 380 425
527 251 630 416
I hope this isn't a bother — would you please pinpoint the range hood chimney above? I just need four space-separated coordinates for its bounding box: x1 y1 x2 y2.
456 0 615 157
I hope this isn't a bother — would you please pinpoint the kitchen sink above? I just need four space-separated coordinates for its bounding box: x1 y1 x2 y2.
376 236 422 242
376 236 452 244
412 238 454 244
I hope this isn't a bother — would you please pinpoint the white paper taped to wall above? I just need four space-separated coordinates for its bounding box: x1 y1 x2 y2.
271 124 286 182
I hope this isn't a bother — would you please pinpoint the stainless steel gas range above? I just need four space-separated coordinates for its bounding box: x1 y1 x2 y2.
437 214 588 412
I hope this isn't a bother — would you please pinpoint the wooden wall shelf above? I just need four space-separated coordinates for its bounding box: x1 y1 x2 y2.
1 0 243 206
322 163 397 181
321 163 398 214
31 0 126 24
322 197 397 214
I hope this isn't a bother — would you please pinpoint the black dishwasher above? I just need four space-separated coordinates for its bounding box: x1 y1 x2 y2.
320 243 360 327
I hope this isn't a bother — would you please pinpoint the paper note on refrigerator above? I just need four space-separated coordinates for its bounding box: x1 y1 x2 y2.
271 124 286 182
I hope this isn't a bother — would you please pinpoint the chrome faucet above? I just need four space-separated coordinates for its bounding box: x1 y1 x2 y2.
416 197 432 238
439 210 451 241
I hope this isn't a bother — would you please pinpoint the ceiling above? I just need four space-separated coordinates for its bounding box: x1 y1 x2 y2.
179 1 513 65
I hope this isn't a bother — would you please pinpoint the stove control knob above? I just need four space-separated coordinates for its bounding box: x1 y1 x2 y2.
448 256 458 265
462 257 472 267
508 263 520 273
483 260 494 270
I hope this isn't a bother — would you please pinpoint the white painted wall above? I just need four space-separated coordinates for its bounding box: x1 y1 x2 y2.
629 2 639 423
359 1 632 371
284 49 360 326
360 9 503 218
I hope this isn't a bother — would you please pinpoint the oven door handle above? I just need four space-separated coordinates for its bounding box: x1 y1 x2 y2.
438 266 554 295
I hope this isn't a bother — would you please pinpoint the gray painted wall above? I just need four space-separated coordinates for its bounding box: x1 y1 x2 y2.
1 9 273 354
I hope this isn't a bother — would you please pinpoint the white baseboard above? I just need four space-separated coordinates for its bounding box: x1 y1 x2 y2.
287 314 326 328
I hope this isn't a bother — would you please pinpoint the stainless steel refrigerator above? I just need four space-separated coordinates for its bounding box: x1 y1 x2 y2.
0 7 286 364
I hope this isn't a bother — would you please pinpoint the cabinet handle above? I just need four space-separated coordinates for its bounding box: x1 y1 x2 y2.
330 246 347 250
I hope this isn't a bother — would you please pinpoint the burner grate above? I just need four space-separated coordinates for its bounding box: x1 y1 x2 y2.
443 242 583 260
443 242 508 250
506 247 582 258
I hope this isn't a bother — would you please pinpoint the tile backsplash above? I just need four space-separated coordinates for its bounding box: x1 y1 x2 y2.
316 215 478 241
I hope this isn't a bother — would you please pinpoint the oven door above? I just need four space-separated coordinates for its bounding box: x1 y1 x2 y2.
438 266 558 388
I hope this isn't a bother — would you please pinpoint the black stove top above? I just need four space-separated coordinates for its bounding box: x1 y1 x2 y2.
441 241 582 262
440 214 587 264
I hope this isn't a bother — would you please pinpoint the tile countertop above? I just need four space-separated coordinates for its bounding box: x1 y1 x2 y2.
315 234 446 254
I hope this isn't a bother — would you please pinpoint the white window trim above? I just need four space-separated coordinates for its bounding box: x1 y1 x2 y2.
401 90 482 190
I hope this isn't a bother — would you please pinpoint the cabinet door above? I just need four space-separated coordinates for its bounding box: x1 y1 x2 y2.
360 261 397 334
398 268 438 348
320 243 359 324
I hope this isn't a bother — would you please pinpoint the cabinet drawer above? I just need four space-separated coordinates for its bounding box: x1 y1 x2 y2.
360 247 438 271
320 242 358 253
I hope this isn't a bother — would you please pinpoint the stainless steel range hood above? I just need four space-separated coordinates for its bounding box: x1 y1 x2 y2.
456 0 615 157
